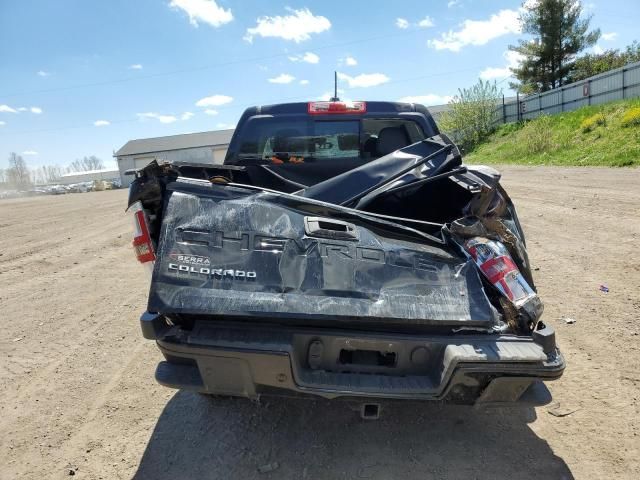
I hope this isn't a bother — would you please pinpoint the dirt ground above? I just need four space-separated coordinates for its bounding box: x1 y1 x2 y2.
1 166 639 480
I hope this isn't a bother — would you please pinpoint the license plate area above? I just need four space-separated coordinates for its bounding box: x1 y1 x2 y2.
338 349 397 368
294 334 441 376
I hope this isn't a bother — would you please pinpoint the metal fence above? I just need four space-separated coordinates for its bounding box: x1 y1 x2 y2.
494 60 640 124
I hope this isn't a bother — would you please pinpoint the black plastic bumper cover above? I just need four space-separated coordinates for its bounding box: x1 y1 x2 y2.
140 312 564 404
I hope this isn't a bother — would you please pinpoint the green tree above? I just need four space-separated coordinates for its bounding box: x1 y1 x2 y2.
568 41 640 82
510 0 600 93
439 79 502 151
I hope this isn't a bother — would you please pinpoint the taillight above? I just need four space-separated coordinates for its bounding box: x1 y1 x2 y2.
308 101 366 115
127 201 156 265
463 237 535 306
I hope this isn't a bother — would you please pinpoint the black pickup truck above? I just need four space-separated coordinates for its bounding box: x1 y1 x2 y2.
128 100 564 415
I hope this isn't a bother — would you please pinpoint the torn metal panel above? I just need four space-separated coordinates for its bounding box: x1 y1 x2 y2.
299 136 461 207
131 133 543 334
147 184 501 329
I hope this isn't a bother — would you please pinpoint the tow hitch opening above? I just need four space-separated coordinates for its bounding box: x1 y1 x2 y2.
361 403 381 420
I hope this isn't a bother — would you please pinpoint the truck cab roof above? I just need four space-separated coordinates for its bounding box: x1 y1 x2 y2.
224 101 440 166
222 100 443 190
241 100 438 119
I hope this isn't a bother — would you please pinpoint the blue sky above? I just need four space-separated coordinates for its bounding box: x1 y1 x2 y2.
0 0 637 170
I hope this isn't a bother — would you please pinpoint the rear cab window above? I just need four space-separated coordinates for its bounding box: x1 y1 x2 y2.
235 117 426 164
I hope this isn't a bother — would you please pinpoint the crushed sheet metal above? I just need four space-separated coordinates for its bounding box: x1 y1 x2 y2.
299 135 459 207
148 188 501 328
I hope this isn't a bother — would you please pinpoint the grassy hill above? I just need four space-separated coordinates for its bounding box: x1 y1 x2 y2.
465 98 640 167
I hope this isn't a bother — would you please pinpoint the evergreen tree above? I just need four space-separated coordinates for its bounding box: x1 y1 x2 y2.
510 0 600 93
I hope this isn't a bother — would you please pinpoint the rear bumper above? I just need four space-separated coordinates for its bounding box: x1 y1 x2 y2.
141 312 565 405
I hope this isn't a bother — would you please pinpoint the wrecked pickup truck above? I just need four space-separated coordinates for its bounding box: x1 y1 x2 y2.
128 100 564 412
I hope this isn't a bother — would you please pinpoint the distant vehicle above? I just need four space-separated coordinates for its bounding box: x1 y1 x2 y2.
0 190 21 199
128 100 564 415
47 185 67 195
69 183 89 193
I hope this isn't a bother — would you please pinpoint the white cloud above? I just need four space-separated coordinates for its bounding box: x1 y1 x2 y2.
345 56 357 66
592 45 604 54
317 89 347 101
479 66 511 80
22 150 39 156
480 50 523 80
337 72 389 88
169 0 233 28
137 112 178 124
37 70 50 77
602 32 618 41
129 64 143 70
398 94 453 106
268 73 296 84
0 121 5 126
418 16 435 28
448 0 460 7
428 9 521 52
216 122 235 129
395 18 409 29
195 94 233 107
244 8 331 43
204 109 219 115
181 111 194 120
1 105 43 114
288 52 320 64
299 79 310 85
94 120 110 126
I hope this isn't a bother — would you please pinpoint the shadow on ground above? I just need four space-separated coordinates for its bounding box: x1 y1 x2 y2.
133 392 573 480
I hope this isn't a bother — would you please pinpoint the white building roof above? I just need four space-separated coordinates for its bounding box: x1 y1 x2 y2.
115 129 235 157
62 168 120 177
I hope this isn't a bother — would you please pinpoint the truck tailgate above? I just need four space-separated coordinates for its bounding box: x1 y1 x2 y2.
148 180 499 329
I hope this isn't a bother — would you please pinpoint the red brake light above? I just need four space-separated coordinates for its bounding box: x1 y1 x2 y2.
464 237 535 306
308 101 366 115
129 202 156 264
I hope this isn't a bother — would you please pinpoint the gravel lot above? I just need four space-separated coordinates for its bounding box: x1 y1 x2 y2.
1 166 639 480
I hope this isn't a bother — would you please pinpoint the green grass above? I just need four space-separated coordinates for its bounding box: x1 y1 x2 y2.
465 98 640 167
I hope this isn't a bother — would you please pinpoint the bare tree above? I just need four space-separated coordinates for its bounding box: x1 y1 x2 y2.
6 152 31 188
44 165 62 183
69 155 105 172
32 165 63 184
0 168 6 184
